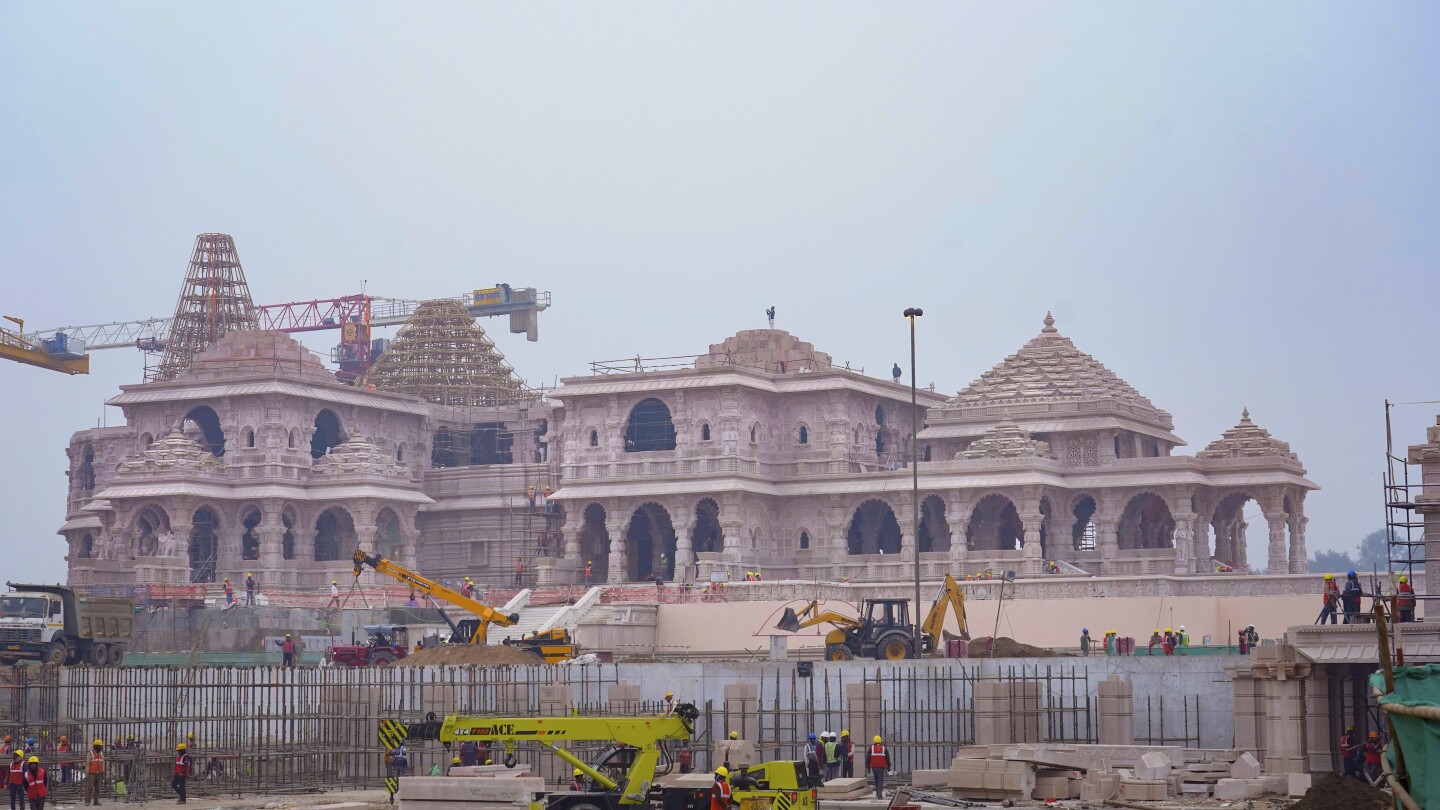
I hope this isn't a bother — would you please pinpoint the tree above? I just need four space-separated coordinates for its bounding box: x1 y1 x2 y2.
1355 529 1390 571
1311 548 1358 574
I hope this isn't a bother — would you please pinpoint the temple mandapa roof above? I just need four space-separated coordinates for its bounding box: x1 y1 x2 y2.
1197 409 1301 462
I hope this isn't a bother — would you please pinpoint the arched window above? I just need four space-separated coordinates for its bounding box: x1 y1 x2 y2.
846 500 901 555
923 444 932 462
624 399 676 452
78 443 96 491
874 405 886 425
798 426 809 445
749 423 758 444
311 409 344 460
182 406 225 457
397 444 406 463
241 510 262 560
700 423 712 442
244 428 256 449
281 511 295 560
288 429 297 449
875 432 886 454
314 508 355 562
799 531 810 550
79 533 94 559
589 429 600 448
188 507 220 583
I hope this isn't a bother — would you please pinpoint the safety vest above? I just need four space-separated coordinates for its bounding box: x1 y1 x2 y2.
711 778 732 809
868 744 888 769
570 779 584 791
1397 585 1416 609
1363 741 1382 764
1339 732 1357 758
7 761 24 785
840 739 853 761
87 750 105 774
23 768 46 800
175 754 191 777
282 638 296 654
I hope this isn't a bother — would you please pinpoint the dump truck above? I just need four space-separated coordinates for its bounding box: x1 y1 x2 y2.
0 582 133 667
776 574 970 661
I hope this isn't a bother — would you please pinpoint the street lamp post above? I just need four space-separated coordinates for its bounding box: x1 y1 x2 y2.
903 307 924 649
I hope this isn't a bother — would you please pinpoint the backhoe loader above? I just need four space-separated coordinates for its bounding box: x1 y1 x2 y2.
775 574 969 661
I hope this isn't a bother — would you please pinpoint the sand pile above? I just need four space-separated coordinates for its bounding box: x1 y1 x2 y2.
966 636 1057 658
1288 773 1390 810
400 645 545 667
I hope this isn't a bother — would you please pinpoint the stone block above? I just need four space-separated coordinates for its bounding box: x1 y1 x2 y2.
1179 782 1211 795
1288 773 1312 797
1118 780 1167 801
398 777 543 803
1214 778 1264 801
910 769 948 789
1258 775 1288 795
1230 751 1262 779
1001 746 1087 770
1032 776 1068 801
1135 751 1171 780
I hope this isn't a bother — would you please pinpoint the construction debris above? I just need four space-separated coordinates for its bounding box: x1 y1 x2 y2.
1287 773 1392 810
965 636 1058 658
398 644 545 666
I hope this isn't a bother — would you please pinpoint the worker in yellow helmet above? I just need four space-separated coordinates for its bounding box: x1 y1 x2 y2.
569 768 586 792
327 580 341 608
839 730 854 778
1397 574 1417 623
1320 573 1341 625
711 767 731 810
22 757 46 809
85 739 106 806
662 691 677 716
173 743 193 803
867 736 890 799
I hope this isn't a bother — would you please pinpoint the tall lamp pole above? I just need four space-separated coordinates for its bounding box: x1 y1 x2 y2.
904 307 924 647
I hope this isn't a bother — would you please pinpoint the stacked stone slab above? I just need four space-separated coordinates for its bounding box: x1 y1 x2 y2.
815 777 869 800
944 757 1036 802
722 682 759 742
398 776 544 810
844 680 881 758
537 684 570 786
972 680 1041 745
1097 675 1134 744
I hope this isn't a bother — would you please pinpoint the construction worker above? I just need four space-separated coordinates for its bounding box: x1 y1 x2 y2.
1178 625 1190 650
8 750 25 810
278 634 297 667
461 577 475 599
584 561 593 587
678 741 693 775
458 739 478 767
0 738 9 757
1147 629 1161 655
1338 726 1361 780
662 692 677 717
1396 576 1416 623
447 756 461 776
84 740 104 806
1163 628 1176 656
867 735 890 799
1079 628 1091 656
1340 571 1363 623
245 573 256 606
327 581 341 609
570 768 586 792
839 730 854 779
1362 731 1383 785
1245 625 1259 650
711 768 733 810
22 757 45 810
1318 573 1340 625
802 733 819 782
1237 627 1250 654
823 732 840 781
514 558 524 586
222 579 234 606
722 731 739 769
172 743 192 804
1103 630 1115 656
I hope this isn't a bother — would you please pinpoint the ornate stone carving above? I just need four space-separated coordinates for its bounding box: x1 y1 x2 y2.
955 418 1050 460
1197 409 1301 462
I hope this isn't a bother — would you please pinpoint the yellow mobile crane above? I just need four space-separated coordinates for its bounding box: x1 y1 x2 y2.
0 316 88 374
776 574 969 661
382 703 817 810
352 549 577 661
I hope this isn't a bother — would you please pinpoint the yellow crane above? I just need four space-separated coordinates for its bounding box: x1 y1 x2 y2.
352 549 577 662
777 574 969 660
0 316 88 374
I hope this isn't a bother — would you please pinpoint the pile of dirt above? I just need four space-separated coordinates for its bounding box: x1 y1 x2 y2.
1288 773 1391 810
966 636 1058 658
399 645 545 667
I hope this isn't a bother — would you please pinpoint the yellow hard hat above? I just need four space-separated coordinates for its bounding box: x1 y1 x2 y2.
574 768 583 777
187 732 195 739
1400 576 1408 583
27 756 38 765
93 740 103 747
332 580 338 584
841 730 850 736
1324 573 1333 580
452 756 460 764
1165 628 1172 633
285 633 292 637
247 572 253 576
716 767 729 777
177 743 187 750
485 760 493 765
873 735 882 744
728 731 738 739
10 751 20 758
665 692 673 698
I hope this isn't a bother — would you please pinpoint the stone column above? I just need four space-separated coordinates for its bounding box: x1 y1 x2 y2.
258 502 286 570
719 520 744 564
1096 519 1119 575
170 513 194 586
1288 515 1309 574
1264 509 1288 574
1019 509 1044 577
1194 521 1212 571
673 506 696 583
1235 516 1250 570
605 513 629 584
1170 506 1196 575
948 497 972 565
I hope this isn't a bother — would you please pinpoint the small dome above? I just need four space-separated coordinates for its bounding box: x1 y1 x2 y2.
1197 409 1300 462
117 430 210 474
695 329 833 374
174 330 335 383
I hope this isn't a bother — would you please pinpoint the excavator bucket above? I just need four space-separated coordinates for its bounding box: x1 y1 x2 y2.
776 608 802 632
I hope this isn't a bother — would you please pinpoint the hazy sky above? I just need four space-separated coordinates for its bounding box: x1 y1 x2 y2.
2 4 1437 584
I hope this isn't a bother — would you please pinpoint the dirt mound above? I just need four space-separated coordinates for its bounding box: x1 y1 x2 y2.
966 636 1058 658
399 644 545 667
1288 773 1390 810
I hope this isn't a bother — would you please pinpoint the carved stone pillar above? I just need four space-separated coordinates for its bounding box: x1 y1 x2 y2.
258 501 286 571
1171 514 1195 575
720 520 744 563
605 513 629 584
1194 521 1213 572
672 503 696 582
1019 510 1044 576
1289 515 1309 574
1264 509 1288 574
1235 517 1250 570
948 497 973 564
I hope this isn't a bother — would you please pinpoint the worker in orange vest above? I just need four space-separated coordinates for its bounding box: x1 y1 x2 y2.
1396 576 1416 623
1362 731 1383 785
172 743 192 804
84 740 104 806
569 769 586 791
867 736 890 799
8 750 25 810
278 634 297 667
22 757 46 810
584 561 593 586
710 768 733 810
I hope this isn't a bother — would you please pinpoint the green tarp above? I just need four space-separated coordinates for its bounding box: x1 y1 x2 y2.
1370 663 1440 810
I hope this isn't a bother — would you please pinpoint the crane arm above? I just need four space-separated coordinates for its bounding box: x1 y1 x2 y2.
1 319 89 374
920 574 970 643
352 550 518 644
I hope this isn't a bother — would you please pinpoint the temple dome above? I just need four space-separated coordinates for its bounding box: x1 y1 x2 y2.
174 330 336 383
695 329 833 374
361 299 534 407
1197 409 1301 462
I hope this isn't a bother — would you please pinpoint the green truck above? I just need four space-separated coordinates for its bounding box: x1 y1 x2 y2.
0 583 133 667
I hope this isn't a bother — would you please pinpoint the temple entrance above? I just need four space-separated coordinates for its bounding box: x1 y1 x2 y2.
917 495 951 552
626 503 677 581
578 503 610 583
242 510 261 560
188 507 219 583
1072 495 1098 551
967 494 1022 551
314 507 356 562
1118 493 1175 550
692 499 722 553
847 499 901 555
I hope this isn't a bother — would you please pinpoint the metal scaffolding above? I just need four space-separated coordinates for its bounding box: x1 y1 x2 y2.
361 299 535 407
148 234 259 382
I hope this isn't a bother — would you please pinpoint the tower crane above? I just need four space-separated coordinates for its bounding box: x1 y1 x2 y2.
0 315 89 375
25 285 549 381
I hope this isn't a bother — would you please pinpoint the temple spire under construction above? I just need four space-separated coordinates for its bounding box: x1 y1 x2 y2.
149 233 259 382
360 298 534 406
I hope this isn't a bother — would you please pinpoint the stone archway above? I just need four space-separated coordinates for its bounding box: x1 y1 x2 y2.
917 495 951 553
692 499 722 553
377 508 405 561
578 503 610 583
967 494 1023 551
188 506 220 583
626 503 678 581
847 499 901 555
1071 495 1098 551
314 507 356 562
1118 493 1175 550
182 406 226 457
135 505 171 557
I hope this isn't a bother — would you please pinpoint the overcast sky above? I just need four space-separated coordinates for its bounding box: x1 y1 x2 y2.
2 4 1437 584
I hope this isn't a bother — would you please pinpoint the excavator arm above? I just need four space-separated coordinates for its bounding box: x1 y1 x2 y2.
775 600 864 633
919 574 970 650
353 550 518 644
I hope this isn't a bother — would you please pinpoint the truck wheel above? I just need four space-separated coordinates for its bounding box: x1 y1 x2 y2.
43 640 68 666
108 648 125 667
826 644 853 661
876 636 913 661
369 651 396 667
89 644 111 667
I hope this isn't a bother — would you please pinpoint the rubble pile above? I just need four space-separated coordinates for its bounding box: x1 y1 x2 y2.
1288 773 1391 810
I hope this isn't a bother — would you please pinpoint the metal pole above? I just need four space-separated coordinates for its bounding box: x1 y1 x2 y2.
905 308 923 647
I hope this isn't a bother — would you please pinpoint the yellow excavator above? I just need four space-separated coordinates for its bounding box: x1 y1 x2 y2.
352 549 577 663
776 574 969 661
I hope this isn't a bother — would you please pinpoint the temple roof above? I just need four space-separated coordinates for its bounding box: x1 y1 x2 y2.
174 330 336 384
952 313 1158 410
361 299 535 407
1197 409 1301 462
694 329 833 374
